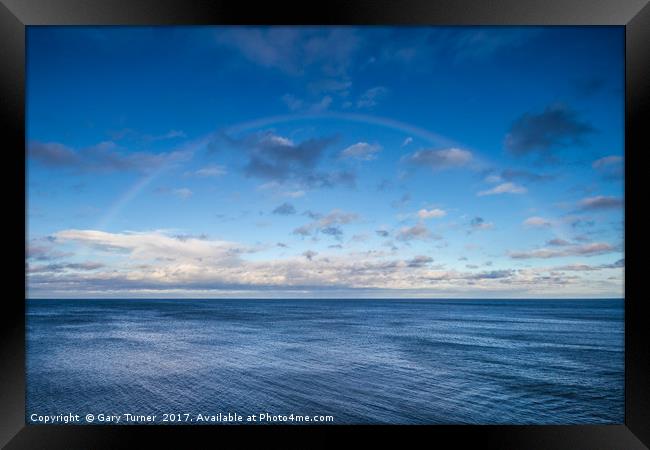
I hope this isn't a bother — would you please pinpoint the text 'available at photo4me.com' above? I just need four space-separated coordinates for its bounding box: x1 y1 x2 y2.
29 412 336 424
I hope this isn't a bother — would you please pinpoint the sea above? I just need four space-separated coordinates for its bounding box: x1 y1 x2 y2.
26 298 624 424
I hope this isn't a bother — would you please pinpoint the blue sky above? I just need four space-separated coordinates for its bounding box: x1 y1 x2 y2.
26 26 624 298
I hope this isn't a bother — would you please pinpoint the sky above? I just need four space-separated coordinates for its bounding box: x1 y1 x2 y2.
26 26 625 299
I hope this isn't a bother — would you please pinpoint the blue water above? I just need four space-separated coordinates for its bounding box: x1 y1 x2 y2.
26 299 624 424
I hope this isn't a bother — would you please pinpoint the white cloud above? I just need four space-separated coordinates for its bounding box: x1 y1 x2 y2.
173 188 193 199
55 229 241 262
592 155 623 169
401 137 413 147
194 165 227 177
340 142 381 161
478 182 527 196
417 208 447 219
523 216 553 228
29 228 622 298
283 190 305 198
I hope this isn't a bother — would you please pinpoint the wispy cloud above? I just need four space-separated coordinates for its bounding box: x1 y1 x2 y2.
509 242 615 259
172 188 193 199
523 216 553 228
395 222 434 241
403 148 473 170
592 155 623 180
417 208 447 219
192 165 227 177
547 238 571 246
29 140 192 173
272 202 297 215
478 182 527 196
356 86 388 109
215 27 361 77
293 209 359 238
340 142 381 161
578 195 623 211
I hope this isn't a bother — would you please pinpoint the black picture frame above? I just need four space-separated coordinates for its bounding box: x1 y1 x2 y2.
1 0 648 448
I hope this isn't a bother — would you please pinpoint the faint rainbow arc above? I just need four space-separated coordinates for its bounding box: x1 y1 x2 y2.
95 112 567 244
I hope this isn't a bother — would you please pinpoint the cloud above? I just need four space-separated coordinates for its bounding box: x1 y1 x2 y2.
504 104 594 159
406 255 433 268
417 208 446 219
500 168 554 183
547 238 571 246
172 188 193 199
283 190 306 198
308 78 352 96
376 179 393 191
321 226 343 239
281 93 304 111
478 182 527 196
470 217 494 231
239 132 325 178
301 170 356 189
215 27 361 77
28 142 79 167
27 241 72 261
272 202 297 215
340 142 381 161
226 131 354 189
592 155 623 169
28 140 192 173
375 229 390 238
509 242 616 259
396 222 432 241
592 155 623 180
54 229 245 262
578 196 623 211
554 258 624 272
403 148 473 170
356 86 388 109
110 128 186 143
466 270 515 280
29 228 621 297
444 28 540 62
28 261 104 273
523 216 553 228
292 225 311 237
193 165 227 177
564 216 596 229
401 137 413 147
292 209 359 237
314 210 358 227
391 193 411 209
282 94 332 113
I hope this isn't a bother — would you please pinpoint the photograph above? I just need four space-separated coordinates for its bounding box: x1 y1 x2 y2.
24 25 627 426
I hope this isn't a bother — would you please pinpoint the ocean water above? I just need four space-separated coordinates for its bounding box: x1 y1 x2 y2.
26 299 624 424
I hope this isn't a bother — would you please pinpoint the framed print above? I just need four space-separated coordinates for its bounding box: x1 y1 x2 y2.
1 0 649 448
